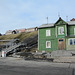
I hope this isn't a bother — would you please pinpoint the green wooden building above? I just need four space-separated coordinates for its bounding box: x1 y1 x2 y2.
38 17 75 51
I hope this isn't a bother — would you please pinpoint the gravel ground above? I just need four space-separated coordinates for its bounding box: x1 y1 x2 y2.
0 57 75 75
0 57 72 68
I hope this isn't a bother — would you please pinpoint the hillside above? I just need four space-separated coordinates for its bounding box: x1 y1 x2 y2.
0 31 38 45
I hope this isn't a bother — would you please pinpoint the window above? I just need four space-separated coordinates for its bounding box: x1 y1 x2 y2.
46 41 51 48
59 39 64 42
69 39 75 45
58 27 64 35
74 39 75 45
70 39 73 45
74 28 75 35
46 30 51 36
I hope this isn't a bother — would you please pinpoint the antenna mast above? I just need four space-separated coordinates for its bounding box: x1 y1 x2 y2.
46 17 48 24
58 12 60 18
66 16 68 21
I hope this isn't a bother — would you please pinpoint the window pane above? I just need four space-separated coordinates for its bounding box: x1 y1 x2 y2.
70 39 73 45
46 41 51 48
47 42 50 47
74 39 75 45
59 39 64 42
58 27 64 35
46 30 50 36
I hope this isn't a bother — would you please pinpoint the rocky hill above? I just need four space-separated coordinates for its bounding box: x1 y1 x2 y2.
0 31 38 56
0 31 38 45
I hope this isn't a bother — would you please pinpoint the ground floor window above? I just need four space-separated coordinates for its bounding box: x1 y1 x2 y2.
68 39 75 45
46 41 51 48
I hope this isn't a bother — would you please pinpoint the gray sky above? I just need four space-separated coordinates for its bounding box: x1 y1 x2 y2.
0 0 75 34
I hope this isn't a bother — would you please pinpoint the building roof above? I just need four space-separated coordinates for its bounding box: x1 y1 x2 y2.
18 29 26 32
67 21 75 25
39 19 75 28
70 18 75 21
26 27 37 30
39 23 54 28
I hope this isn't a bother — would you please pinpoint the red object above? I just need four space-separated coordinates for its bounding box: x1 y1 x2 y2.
70 18 75 21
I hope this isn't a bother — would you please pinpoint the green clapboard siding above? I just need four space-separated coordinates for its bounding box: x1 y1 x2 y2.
38 18 75 51
39 27 58 51
66 38 75 50
68 26 75 35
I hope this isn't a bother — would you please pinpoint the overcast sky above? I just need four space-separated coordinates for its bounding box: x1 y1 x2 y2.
0 0 75 34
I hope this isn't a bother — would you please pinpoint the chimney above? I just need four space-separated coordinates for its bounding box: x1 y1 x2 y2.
59 17 61 20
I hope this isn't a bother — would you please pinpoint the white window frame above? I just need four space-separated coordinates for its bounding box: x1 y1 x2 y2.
46 30 51 36
58 27 64 35
74 28 75 35
46 41 51 48
68 39 75 45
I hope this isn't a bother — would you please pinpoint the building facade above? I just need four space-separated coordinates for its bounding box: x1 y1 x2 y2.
38 17 75 51
25 27 38 32
5 27 38 35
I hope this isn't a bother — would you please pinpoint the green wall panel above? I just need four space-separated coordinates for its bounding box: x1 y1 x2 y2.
68 26 75 35
39 27 58 51
66 38 75 50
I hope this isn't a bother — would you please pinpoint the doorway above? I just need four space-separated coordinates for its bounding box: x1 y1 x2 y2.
58 38 65 50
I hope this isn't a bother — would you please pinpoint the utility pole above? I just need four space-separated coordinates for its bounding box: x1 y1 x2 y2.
58 12 60 18
46 17 48 24
66 16 68 22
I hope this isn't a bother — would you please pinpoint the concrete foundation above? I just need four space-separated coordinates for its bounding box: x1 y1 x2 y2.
51 50 75 57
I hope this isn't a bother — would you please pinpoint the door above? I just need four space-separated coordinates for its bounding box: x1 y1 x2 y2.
58 38 65 50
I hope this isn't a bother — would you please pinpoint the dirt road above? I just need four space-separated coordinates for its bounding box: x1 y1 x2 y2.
0 57 75 75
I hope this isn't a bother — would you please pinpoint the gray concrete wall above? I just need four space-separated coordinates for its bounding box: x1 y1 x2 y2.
51 50 75 57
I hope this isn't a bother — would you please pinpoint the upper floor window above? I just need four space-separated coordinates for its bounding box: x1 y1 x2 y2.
58 27 64 35
46 30 51 36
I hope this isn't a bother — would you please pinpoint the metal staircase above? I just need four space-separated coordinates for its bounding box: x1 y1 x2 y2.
1 34 38 56
5 43 22 54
